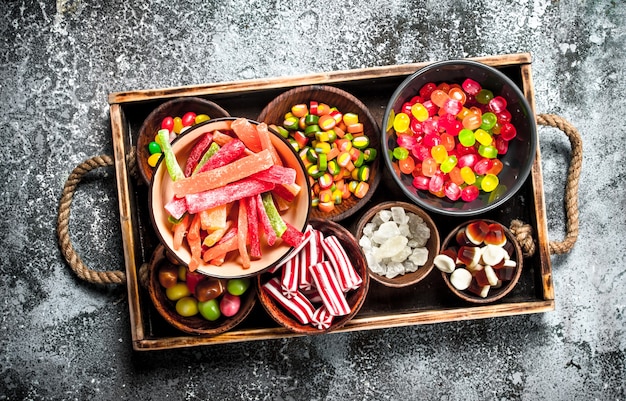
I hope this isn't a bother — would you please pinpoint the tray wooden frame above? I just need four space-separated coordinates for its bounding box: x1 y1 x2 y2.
108 53 554 351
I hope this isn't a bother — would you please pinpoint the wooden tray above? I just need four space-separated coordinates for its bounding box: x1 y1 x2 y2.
108 52 553 351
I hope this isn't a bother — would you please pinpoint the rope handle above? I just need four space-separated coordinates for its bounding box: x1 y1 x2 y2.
510 113 582 257
56 149 150 286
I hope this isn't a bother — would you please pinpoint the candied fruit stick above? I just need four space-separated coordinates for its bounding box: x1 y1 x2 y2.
165 196 188 220
321 235 362 292
273 192 291 212
256 193 277 247
199 204 229 232
280 222 307 249
261 192 287 238
237 200 251 269
271 182 302 203
309 261 351 317
257 122 283 166
184 132 213 177
202 227 239 263
312 306 334 330
192 142 220 175
244 196 261 259
212 130 235 146
185 179 275 215
187 213 203 272
202 221 233 248
280 257 300 299
262 277 315 325
173 149 275 197
231 117 263 153
195 138 246 175
156 129 185 182
172 214 190 251
250 165 297 185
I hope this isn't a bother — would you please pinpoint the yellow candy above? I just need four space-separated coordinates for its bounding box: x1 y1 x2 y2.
393 112 410 133
148 152 162 167
460 166 476 184
411 103 429 122
474 129 492 146
195 114 210 124
173 117 184 134
481 174 499 192
431 145 448 164
343 112 359 126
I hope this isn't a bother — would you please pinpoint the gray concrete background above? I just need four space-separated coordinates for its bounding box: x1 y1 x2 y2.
1 0 624 400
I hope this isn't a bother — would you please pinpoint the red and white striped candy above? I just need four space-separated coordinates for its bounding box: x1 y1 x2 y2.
321 235 362 292
280 257 299 298
312 306 334 330
302 288 323 304
309 261 351 317
299 229 324 290
262 277 315 324
272 225 315 272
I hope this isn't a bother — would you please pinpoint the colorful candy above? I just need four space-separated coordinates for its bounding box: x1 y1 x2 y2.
389 79 517 202
272 101 377 213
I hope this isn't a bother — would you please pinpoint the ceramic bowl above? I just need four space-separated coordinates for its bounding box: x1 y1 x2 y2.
257 84 381 222
147 244 256 335
439 219 523 303
256 218 369 334
381 59 537 216
354 201 439 288
137 96 230 185
149 117 311 279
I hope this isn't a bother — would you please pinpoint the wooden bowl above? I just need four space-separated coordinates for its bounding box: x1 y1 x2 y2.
147 244 256 335
439 219 523 304
256 218 369 334
354 201 440 288
257 85 381 222
137 97 230 185
149 117 311 279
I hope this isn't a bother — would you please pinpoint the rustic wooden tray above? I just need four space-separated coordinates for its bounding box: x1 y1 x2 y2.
108 52 553 351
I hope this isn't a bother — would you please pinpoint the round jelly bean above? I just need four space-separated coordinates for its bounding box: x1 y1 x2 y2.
176 296 199 317
161 116 174 131
440 155 458 173
480 112 498 131
458 128 476 147
481 174 499 192
488 96 508 113
227 278 250 296
182 112 197 127
165 282 192 301
431 145 448 164
148 141 161 155
393 112 410 132
195 114 210 124
475 89 494 104
440 133 456 152
430 90 449 108
474 129 492 146
462 114 482 130
411 103 429 122
448 87 467 104
147 153 161 167
172 117 184 134
478 145 498 159
198 298 221 321
220 293 241 317
487 159 504 175
461 185 480 202
399 156 415 175
499 122 517 140
448 166 464 186
422 157 438 177
412 144 431 161
473 158 491 175
460 166 476 184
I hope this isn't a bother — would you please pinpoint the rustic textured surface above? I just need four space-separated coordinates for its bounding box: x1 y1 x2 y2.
1 1 624 399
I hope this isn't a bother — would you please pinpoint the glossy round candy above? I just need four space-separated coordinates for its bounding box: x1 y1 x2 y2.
393 112 411 133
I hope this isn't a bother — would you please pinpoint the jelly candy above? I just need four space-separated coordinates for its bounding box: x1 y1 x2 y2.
462 78 481 95
411 103 429 122
393 112 410 133
480 174 499 192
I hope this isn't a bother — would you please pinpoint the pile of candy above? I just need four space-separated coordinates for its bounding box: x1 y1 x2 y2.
389 79 517 202
147 111 211 167
271 101 377 213
158 262 251 321
261 225 363 330
434 220 517 298
358 206 431 279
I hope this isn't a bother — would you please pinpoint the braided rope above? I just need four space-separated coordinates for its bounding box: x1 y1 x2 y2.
56 155 126 285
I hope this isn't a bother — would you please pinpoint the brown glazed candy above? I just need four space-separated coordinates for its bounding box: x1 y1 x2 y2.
158 264 179 288
195 278 225 302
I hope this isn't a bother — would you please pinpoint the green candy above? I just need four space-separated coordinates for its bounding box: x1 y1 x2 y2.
227 278 251 296
262 193 287 237
156 129 184 181
198 298 221 321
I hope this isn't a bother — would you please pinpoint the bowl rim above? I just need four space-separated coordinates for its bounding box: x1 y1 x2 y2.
439 219 524 304
257 84 382 222
354 200 440 288
381 59 537 216
148 116 312 279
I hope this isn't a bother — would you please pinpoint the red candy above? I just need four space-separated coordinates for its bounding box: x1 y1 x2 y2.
390 78 519 202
